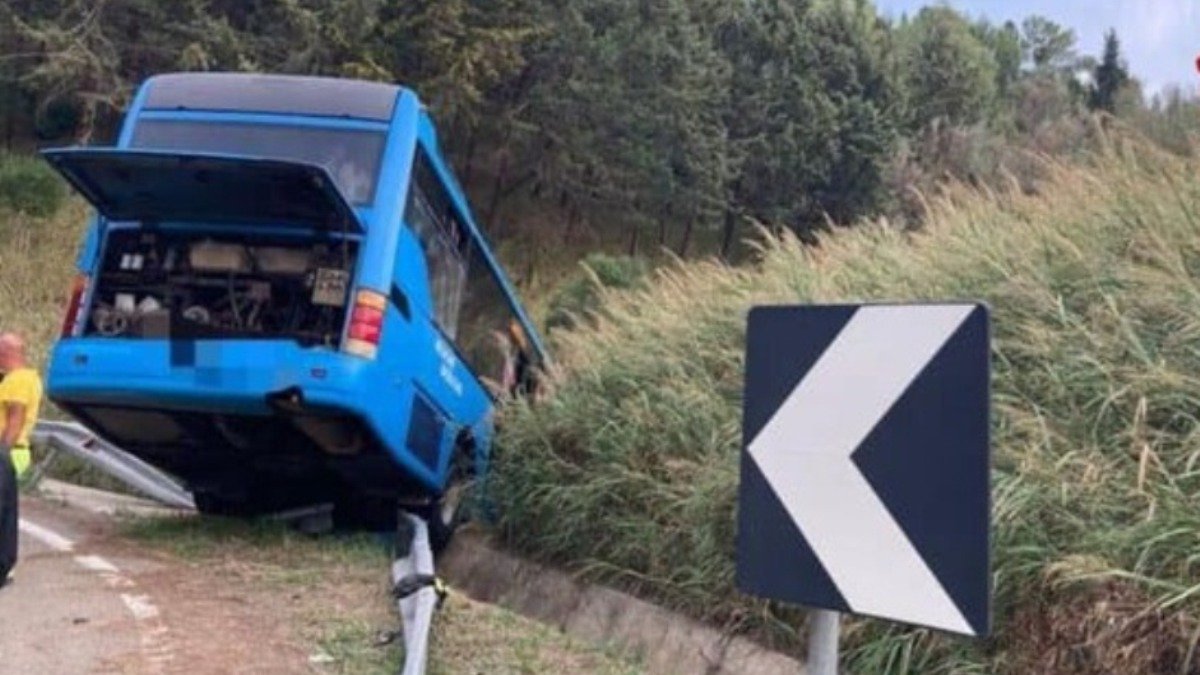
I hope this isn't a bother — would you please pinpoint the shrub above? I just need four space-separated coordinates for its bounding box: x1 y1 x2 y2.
543 253 650 332
0 153 67 218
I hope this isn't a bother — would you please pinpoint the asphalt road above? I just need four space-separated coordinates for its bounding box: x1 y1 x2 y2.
0 498 173 675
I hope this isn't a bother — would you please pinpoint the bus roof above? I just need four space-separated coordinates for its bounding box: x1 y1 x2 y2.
139 72 404 123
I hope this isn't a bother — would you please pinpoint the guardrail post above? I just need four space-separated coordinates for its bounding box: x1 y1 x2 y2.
392 512 441 675
22 445 61 491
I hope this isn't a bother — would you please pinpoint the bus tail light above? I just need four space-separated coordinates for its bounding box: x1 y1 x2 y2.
344 289 387 359
60 274 90 338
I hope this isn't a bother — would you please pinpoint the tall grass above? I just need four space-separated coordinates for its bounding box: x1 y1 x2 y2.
0 190 111 488
0 197 87 374
490 128 1200 674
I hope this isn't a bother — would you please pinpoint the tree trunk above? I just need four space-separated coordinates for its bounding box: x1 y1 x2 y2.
657 216 668 248
485 121 522 232
720 207 738 260
486 150 511 235
76 100 97 145
3 108 12 151
628 223 640 256
2 90 14 150
677 219 694 258
461 129 479 188
720 178 743 261
563 204 578 245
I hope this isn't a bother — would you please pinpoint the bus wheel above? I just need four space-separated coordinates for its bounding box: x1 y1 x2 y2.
427 445 475 554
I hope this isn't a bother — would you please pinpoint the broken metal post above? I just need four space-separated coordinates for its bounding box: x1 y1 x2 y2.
392 512 440 675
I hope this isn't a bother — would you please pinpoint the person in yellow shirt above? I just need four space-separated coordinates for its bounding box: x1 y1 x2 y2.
0 332 42 587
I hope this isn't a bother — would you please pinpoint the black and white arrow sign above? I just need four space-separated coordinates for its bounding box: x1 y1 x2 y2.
736 303 990 638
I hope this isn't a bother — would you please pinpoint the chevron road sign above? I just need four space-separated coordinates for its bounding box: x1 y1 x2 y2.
735 302 991 640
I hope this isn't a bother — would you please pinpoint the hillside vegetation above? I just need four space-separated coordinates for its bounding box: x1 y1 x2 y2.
0 163 84 373
7 2 1200 667
4 0 1191 263
489 127 1200 675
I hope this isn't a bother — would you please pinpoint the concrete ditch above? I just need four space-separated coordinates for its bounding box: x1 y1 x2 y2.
33 480 807 675
440 526 807 675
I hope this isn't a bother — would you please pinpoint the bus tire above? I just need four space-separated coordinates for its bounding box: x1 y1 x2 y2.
426 441 475 555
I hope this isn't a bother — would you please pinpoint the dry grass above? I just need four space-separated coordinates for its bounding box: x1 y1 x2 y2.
0 198 89 374
0 197 138 490
123 515 645 675
489 127 1200 673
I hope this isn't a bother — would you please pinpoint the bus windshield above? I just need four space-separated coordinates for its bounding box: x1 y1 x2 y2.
129 119 387 206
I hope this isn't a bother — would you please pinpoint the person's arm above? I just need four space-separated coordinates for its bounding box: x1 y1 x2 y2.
1 402 22 443
0 402 20 453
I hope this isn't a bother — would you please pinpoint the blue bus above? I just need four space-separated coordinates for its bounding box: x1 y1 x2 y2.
40 72 547 548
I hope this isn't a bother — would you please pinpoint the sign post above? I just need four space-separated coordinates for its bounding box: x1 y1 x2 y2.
735 303 992 672
807 609 839 675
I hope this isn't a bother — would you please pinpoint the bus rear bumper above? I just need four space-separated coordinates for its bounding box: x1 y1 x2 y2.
44 338 442 494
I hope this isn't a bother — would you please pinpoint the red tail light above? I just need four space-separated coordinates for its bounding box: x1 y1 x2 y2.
60 274 89 338
344 289 386 358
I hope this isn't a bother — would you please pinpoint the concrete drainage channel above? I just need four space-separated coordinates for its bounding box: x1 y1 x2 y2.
37 479 804 675
437 528 805 675
28 422 804 675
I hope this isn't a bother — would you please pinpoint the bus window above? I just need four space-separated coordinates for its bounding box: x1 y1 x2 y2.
405 149 467 337
456 235 525 392
130 119 387 206
405 144 530 396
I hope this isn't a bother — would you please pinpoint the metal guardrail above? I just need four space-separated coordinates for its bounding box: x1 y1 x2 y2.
392 513 441 675
29 418 442 675
30 420 196 510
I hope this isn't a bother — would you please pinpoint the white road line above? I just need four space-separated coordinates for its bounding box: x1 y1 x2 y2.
75 554 121 574
120 594 162 621
19 516 174 672
18 518 76 552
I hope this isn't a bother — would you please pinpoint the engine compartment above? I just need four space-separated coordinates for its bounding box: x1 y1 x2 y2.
85 228 359 347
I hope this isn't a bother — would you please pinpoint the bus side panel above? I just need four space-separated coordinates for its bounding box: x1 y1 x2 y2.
400 122 536 489
388 226 492 487
350 88 492 493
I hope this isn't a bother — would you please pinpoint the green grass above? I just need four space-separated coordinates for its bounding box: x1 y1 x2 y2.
488 126 1200 674
0 152 68 217
121 513 387 567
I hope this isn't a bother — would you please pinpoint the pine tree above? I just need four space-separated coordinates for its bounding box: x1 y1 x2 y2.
1089 29 1129 114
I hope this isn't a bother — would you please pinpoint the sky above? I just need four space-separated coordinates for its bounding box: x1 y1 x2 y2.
873 0 1200 99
